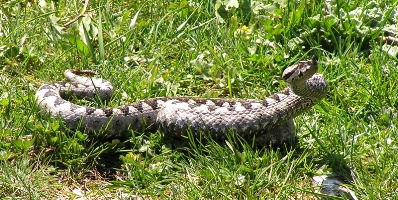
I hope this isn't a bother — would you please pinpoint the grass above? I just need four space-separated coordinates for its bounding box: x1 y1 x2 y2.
1 0 398 198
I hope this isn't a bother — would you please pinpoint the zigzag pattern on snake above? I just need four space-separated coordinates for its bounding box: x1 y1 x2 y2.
35 57 328 145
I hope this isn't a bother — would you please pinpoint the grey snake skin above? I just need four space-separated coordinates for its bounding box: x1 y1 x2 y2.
35 57 328 145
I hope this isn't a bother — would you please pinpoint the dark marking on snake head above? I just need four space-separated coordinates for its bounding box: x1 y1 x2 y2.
86 107 96 115
102 108 113 117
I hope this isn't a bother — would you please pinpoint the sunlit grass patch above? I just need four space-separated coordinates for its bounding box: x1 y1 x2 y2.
1 0 398 198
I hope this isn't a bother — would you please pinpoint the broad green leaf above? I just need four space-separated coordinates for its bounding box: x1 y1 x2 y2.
83 24 97 63
62 34 90 56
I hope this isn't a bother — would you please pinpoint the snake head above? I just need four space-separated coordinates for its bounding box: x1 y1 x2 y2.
282 56 327 100
282 56 318 85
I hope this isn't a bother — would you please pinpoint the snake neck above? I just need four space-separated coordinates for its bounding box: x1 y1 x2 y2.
289 74 328 102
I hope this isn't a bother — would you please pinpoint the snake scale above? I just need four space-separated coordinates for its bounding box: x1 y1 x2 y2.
35 57 328 145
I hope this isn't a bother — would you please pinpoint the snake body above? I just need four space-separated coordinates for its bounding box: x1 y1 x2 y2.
35 57 328 145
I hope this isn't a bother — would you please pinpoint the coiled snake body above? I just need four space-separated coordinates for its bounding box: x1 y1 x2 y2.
36 57 328 145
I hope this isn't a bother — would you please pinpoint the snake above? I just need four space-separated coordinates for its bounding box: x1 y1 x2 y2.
35 56 328 145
